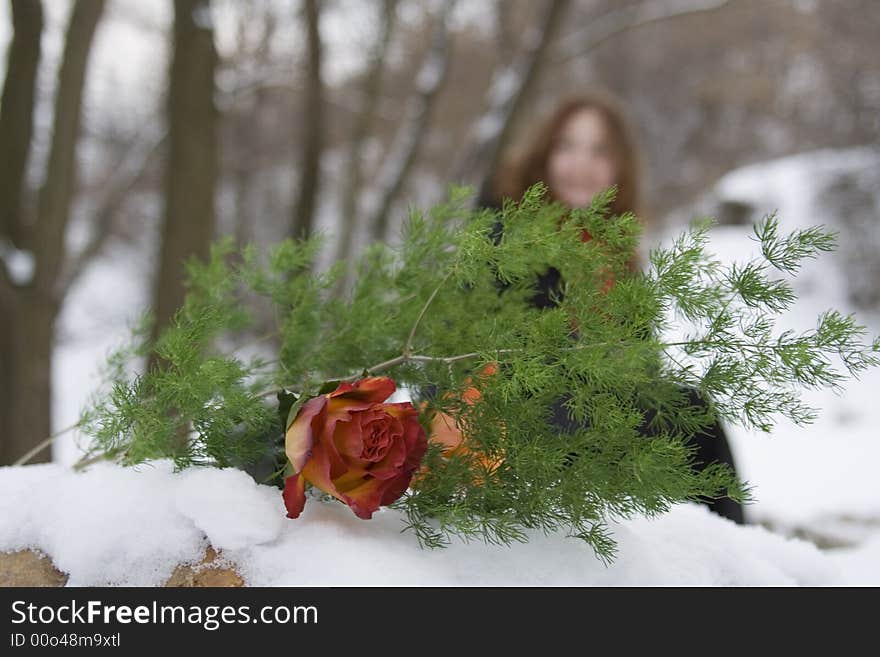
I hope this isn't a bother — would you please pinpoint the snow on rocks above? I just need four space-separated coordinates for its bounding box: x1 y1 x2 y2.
0 462 247 586
0 461 864 586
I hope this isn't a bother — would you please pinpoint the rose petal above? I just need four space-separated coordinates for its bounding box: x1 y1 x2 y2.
329 416 360 459
359 414 399 463
341 477 390 520
301 443 346 503
332 408 385 460
370 433 408 480
282 474 307 519
285 395 328 473
328 377 396 404
379 470 416 507
320 415 357 479
401 418 428 469
376 417 428 481
327 398 371 420
382 401 420 418
331 466 372 494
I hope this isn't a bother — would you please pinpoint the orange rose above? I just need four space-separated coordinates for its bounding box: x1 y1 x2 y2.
282 377 428 520
415 363 504 485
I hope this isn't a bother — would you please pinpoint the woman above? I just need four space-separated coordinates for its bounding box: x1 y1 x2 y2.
482 92 745 524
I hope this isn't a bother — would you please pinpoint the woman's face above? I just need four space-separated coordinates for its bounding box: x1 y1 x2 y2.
546 108 618 209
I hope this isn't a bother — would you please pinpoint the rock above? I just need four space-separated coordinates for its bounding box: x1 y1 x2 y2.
0 546 244 587
0 550 69 587
164 546 244 587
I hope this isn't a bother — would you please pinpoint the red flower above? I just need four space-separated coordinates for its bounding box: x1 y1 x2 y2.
282 377 428 520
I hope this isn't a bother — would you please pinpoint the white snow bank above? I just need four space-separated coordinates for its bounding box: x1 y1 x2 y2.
0 462 870 586
824 534 880 586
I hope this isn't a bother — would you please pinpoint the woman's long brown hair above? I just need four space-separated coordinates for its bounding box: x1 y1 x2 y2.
493 92 646 223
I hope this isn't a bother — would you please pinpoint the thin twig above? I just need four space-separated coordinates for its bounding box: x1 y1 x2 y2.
72 450 122 472
13 421 82 466
405 269 453 355
266 330 860 401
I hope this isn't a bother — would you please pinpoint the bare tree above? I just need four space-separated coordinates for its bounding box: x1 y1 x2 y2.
367 0 456 244
290 0 324 240
0 0 105 466
226 1 278 248
0 0 44 467
493 0 518 63
150 0 218 358
449 0 570 201
0 0 42 250
554 0 732 64
57 126 168 298
334 0 398 288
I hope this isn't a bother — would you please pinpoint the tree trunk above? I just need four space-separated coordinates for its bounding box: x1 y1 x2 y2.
0 272 22 465
451 0 570 199
0 0 43 465
150 0 218 358
334 0 397 293
289 0 324 241
367 0 455 244
3 292 56 466
0 0 104 465
35 0 106 291
0 0 42 250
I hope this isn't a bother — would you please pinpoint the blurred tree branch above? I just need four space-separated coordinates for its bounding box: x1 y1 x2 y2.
56 127 168 301
367 0 456 244
334 0 399 287
36 0 107 296
555 0 732 64
290 0 324 241
449 0 571 199
229 1 277 247
493 0 517 62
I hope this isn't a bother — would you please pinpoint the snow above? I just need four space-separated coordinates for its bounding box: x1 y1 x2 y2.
191 3 214 31
0 461 851 586
474 112 505 143
0 239 36 286
471 68 520 143
0 462 204 587
825 534 880 586
415 54 445 94
172 467 283 552
486 67 520 109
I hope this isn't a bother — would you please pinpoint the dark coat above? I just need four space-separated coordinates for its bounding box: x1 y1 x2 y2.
478 190 745 525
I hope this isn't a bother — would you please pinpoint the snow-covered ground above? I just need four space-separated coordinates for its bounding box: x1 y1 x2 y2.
6 146 878 585
0 461 856 586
